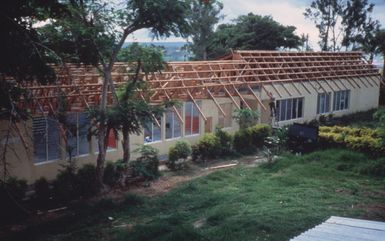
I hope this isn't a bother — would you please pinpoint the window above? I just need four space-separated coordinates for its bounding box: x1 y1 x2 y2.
33 116 60 163
166 108 182 139
144 117 162 143
276 97 303 122
185 101 200 136
333 90 350 111
66 113 90 158
317 93 331 114
218 103 232 128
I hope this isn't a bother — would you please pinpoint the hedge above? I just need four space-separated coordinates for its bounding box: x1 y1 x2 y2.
319 125 384 155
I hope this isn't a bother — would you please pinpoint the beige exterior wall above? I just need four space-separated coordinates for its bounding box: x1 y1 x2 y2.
255 76 381 126
2 76 380 183
2 98 240 184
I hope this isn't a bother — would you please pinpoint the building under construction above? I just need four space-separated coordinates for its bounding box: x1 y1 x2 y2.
2 50 383 183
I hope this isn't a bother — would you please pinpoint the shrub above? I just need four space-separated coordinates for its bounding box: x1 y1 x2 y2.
233 108 259 129
0 177 28 223
233 128 254 154
319 125 384 155
191 133 220 163
130 145 160 180
4 177 28 201
52 166 78 202
233 124 272 154
249 124 272 146
104 161 121 187
76 164 99 197
34 177 51 204
215 127 233 156
167 141 192 171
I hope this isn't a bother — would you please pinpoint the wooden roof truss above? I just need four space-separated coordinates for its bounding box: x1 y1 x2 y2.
18 51 381 119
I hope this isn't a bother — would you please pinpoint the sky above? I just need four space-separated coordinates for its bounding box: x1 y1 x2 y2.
127 0 385 50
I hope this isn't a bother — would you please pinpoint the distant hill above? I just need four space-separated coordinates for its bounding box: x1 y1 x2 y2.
123 42 191 61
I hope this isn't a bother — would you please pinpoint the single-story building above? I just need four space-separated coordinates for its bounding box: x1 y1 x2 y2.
1 50 383 183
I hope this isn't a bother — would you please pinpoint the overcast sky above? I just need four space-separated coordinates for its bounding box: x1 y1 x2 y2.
127 0 385 50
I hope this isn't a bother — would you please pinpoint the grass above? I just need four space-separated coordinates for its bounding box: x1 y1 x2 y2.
9 149 385 241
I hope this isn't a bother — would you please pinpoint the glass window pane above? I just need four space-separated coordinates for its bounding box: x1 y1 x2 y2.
66 113 78 158
33 117 47 163
298 98 303 118
184 102 192 136
47 117 60 161
165 111 173 139
192 103 200 134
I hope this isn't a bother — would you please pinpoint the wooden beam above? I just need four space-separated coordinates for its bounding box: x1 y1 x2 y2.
247 85 267 111
163 90 184 124
186 90 207 121
223 86 240 109
207 88 227 117
232 85 251 109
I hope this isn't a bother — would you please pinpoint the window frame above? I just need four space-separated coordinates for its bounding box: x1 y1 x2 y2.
184 101 200 136
276 97 304 122
165 108 182 140
32 116 61 164
317 92 331 114
333 90 350 112
144 117 162 143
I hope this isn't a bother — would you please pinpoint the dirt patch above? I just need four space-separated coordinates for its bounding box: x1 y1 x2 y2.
357 203 385 220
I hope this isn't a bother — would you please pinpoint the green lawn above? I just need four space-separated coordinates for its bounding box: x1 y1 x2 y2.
11 149 385 241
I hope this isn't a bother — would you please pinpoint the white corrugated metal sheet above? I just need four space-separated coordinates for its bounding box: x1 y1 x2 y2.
291 216 385 241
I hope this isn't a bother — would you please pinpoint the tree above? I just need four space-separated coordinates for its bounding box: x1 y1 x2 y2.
299 33 313 51
206 14 301 59
233 109 259 129
185 0 223 60
112 43 175 166
342 0 380 53
40 0 191 189
304 0 344 51
373 29 385 72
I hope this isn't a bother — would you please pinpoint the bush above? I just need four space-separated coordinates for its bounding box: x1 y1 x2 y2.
233 124 272 154
167 141 192 171
191 133 220 163
319 125 384 155
104 161 121 187
215 127 233 156
34 177 51 204
233 128 254 154
0 177 28 223
52 166 78 203
233 108 259 129
76 164 99 197
130 145 160 180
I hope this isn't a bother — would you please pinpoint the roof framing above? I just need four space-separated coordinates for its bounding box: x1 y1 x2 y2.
17 51 381 117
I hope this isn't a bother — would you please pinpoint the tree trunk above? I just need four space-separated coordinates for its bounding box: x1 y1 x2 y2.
95 68 112 190
122 126 130 164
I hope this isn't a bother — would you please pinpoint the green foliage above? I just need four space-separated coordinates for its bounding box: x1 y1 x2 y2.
34 177 51 204
117 43 165 73
167 141 192 171
3 177 28 201
103 161 121 187
214 127 233 156
30 149 385 241
233 124 272 154
319 125 384 155
207 13 301 58
185 0 223 60
359 158 385 177
52 165 78 202
233 108 260 129
130 145 160 180
192 133 220 163
76 164 99 197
